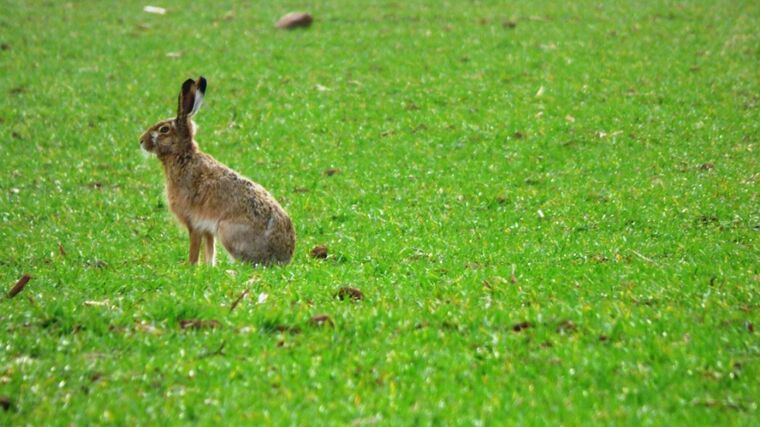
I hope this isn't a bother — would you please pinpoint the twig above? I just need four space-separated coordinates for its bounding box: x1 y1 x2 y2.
631 250 657 265
199 341 226 359
229 289 250 312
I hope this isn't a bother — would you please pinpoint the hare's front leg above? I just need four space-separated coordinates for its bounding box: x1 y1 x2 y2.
203 232 216 266
188 229 202 265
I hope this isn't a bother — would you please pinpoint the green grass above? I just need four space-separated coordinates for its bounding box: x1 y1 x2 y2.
1 0 758 425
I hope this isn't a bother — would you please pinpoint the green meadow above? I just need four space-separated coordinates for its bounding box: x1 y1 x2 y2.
1 0 758 425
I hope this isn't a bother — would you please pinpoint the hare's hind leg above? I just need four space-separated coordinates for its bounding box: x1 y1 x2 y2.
203 232 216 266
217 221 269 265
188 229 202 265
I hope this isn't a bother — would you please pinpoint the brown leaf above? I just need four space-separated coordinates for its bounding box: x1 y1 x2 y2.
503 20 517 29
0 395 11 412
512 321 532 332
274 324 302 334
599 335 609 342
7 274 31 298
310 245 328 259
293 187 309 193
134 320 161 335
441 321 459 331
747 322 754 333
324 167 341 176
179 319 220 330
556 320 577 334
58 243 66 257
229 289 250 312
276 12 313 29
310 314 334 327
513 131 525 139
336 287 364 301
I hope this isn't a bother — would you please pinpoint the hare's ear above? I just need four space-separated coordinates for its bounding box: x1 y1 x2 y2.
177 76 207 119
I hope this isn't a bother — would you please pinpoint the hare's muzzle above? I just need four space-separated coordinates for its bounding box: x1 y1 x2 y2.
139 132 153 151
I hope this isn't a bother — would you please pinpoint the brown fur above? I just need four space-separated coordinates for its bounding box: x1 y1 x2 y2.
139 77 295 266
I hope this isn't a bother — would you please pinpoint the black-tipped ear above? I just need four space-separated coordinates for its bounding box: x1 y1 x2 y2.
198 76 207 95
178 78 196 119
189 76 206 116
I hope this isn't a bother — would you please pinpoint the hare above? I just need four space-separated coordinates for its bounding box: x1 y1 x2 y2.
139 77 295 266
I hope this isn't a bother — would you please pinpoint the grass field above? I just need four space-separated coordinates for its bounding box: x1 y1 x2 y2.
1 0 758 425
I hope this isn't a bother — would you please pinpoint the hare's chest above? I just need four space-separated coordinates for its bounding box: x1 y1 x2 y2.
165 184 216 234
188 213 219 234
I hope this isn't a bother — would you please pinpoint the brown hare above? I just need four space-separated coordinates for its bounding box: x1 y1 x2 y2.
139 77 295 266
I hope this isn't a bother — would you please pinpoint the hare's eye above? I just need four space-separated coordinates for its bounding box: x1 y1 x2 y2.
159 126 170 134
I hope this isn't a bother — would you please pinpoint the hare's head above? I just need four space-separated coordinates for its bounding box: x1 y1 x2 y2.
140 76 206 156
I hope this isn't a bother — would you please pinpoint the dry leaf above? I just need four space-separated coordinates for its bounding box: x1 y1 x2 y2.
257 292 268 305
310 245 328 259
143 5 166 15
276 12 313 29
179 319 220 330
336 287 364 301
84 300 111 307
7 275 30 298
310 314 334 327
